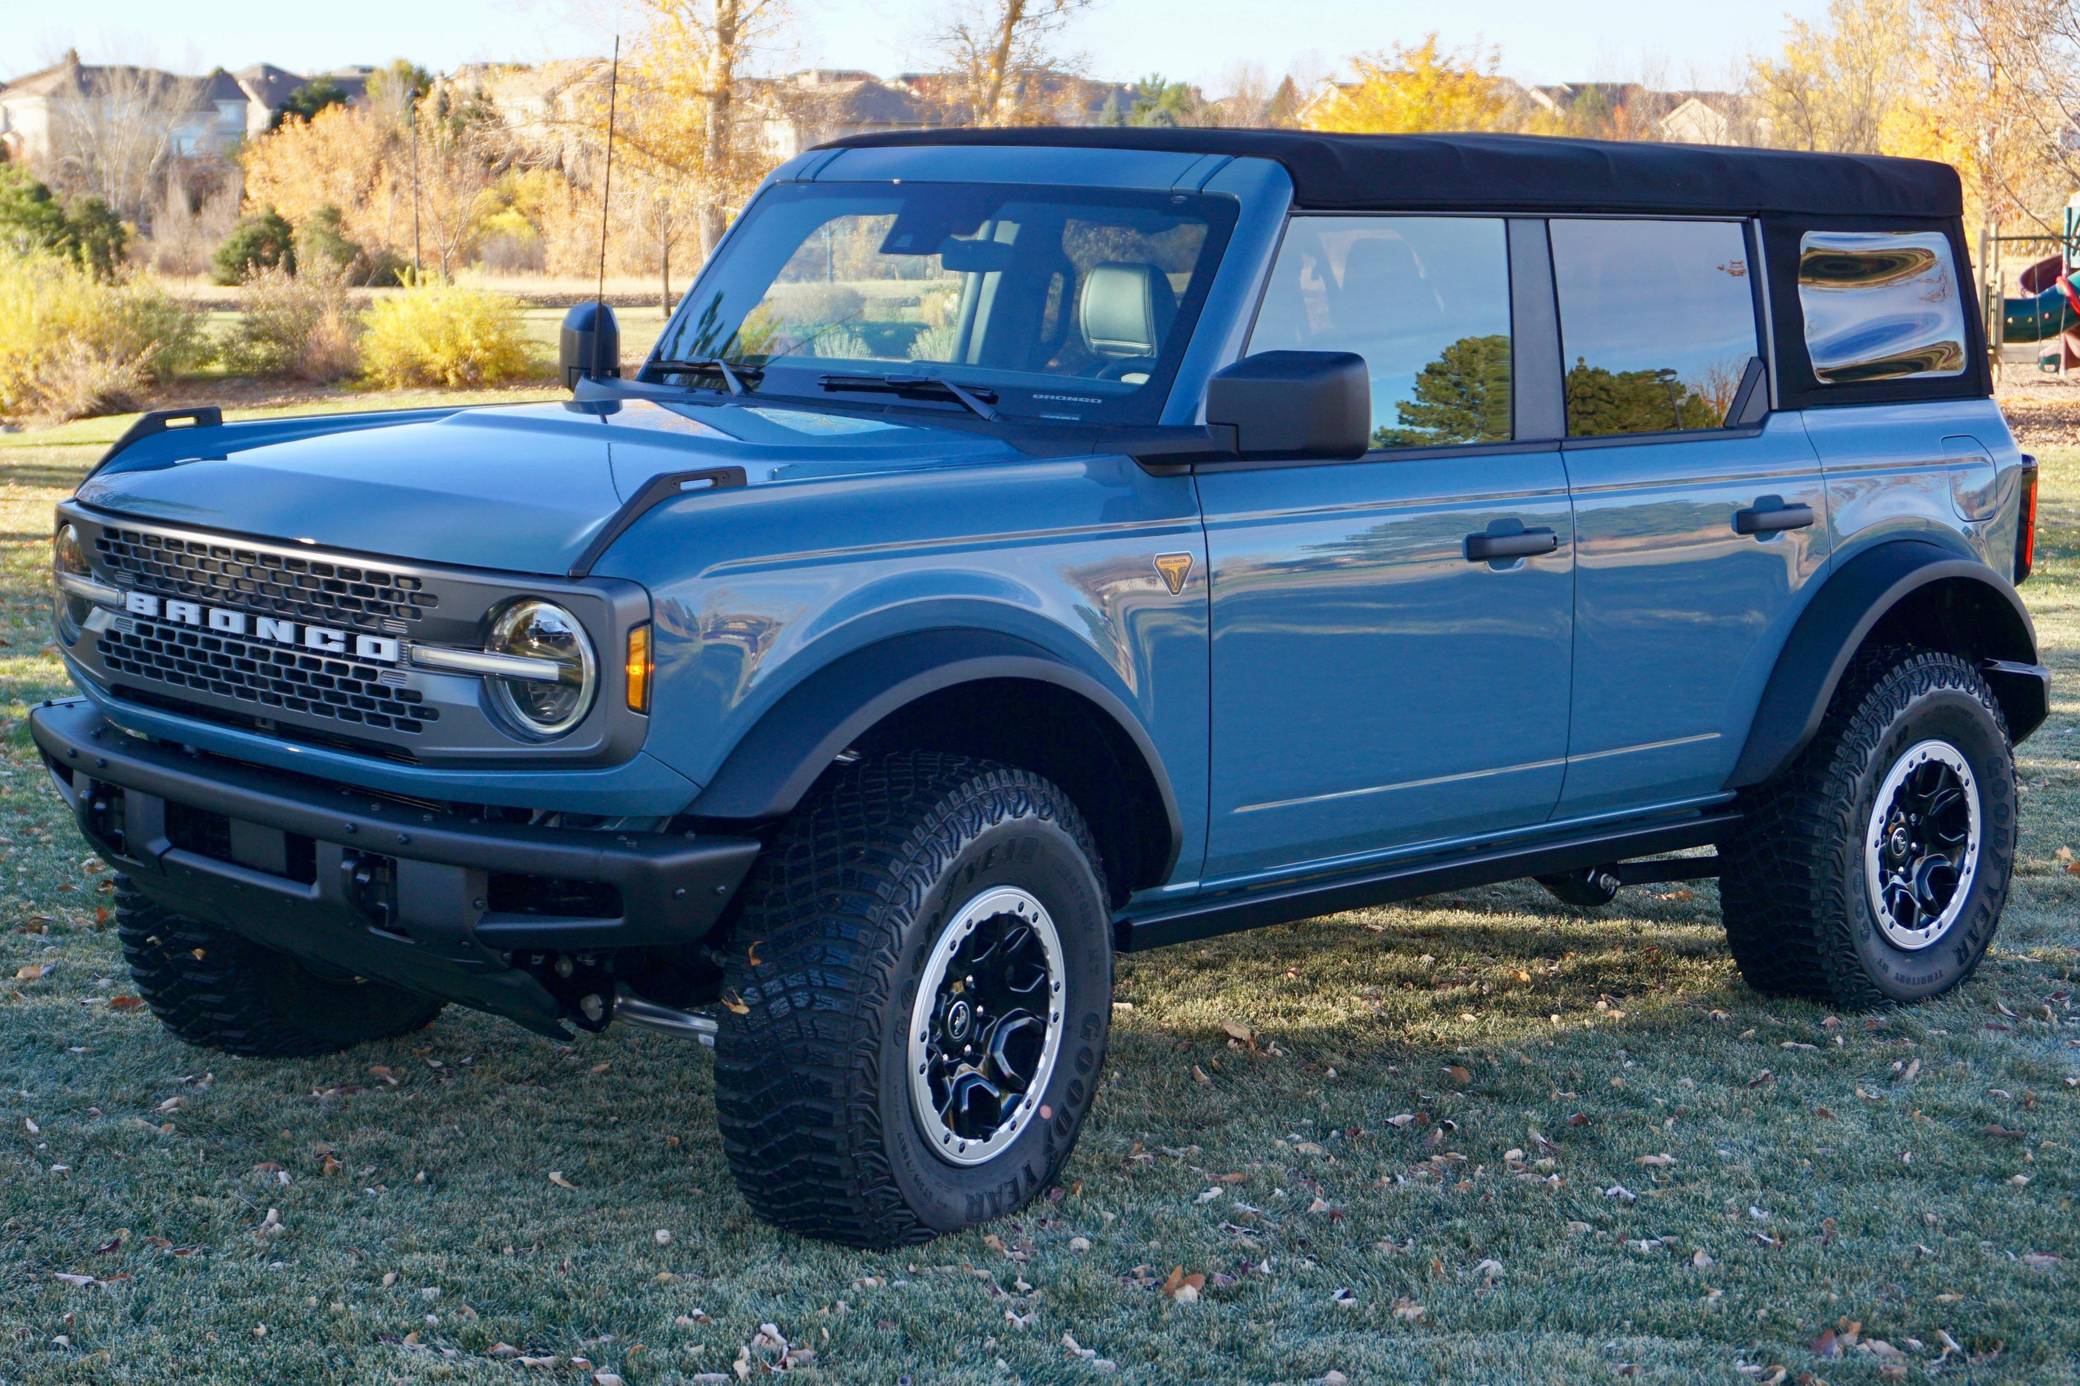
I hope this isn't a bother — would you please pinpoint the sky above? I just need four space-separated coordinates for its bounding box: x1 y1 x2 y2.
3 0 1835 96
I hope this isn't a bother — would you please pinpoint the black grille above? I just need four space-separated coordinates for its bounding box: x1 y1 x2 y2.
100 619 437 735
95 526 435 630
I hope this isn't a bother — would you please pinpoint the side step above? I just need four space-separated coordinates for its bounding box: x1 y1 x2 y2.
1116 810 1738 952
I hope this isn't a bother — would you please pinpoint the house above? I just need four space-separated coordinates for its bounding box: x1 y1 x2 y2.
751 70 946 161
0 50 368 168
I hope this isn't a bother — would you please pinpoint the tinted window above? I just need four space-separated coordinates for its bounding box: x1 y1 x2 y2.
1250 216 1512 449
1798 230 1966 383
1550 219 1760 437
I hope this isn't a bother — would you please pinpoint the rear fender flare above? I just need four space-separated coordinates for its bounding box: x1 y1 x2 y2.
1729 539 2042 788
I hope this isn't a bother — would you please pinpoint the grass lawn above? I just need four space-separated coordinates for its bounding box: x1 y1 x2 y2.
0 395 2076 1384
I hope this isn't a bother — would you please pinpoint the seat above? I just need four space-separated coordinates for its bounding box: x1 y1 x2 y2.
1078 263 1179 368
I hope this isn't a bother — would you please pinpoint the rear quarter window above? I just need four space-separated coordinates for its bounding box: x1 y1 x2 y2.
1796 230 1967 383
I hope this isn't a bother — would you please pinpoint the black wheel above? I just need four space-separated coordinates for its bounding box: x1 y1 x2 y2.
116 882 444 1057
713 752 1112 1248
1720 648 2017 1008
1537 865 1622 908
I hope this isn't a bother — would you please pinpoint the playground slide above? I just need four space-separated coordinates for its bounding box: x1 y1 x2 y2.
2003 253 2080 343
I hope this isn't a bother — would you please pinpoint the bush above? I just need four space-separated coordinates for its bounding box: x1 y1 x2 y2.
0 252 204 421
64 197 129 280
358 278 535 388
293 206 406 287
0 167 131 279
227 265 362 381
213 211 296 285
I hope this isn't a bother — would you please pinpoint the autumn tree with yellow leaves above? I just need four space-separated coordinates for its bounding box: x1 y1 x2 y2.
1303 37 1557 136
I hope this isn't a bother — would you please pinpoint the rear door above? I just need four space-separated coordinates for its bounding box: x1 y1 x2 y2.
1546 217 1830 818
1196 216 1575 885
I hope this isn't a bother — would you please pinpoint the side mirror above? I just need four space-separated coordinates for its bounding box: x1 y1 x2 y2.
560 301 621 390
1205 350 1371 461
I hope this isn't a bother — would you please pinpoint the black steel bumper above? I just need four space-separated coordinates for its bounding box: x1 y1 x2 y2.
30 699 761 1033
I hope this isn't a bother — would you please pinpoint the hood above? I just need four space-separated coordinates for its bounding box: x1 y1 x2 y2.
76 396 1035 575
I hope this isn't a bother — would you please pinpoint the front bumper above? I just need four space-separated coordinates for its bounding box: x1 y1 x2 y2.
31 698 761 1034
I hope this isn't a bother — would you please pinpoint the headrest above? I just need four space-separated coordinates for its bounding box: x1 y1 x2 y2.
1079 262 1178 358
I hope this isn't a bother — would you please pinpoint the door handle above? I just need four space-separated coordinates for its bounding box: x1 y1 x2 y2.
1733 500 1815 536
1464 527 1560 562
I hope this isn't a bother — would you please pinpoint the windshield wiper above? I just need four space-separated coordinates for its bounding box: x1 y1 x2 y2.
650 357 761 396
818 373 1000 421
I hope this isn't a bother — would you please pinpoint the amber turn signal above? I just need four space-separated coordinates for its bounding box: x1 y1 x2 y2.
625 623 652 713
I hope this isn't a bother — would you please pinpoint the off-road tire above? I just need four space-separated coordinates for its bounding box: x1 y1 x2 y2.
115 882 444 1057
1720 648 2017 1009
713 753 1113 1248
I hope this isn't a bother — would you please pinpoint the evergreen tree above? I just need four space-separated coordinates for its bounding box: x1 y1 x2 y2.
1372 334 1513 447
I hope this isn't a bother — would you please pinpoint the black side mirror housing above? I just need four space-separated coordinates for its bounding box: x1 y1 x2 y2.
560 301 621 390
1205 350 1372 461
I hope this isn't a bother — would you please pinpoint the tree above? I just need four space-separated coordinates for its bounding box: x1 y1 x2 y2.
1748 0 1931 154
0 163 73 256
1563 361 1722 437
47 61 204 226
273 76 350 128
1373 335 1514 448
1306 36 1559 135
63 197 128 279
1128 74 1199 127
932 0 1097 124
1920 0 2080 230
610 0 792 258
213 210 297 285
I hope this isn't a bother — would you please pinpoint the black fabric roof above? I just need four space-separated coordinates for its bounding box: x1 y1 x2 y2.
815 128 1962 219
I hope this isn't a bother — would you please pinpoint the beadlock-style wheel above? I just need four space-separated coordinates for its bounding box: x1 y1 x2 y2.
907 886 1067 1167
1863 738 1980 951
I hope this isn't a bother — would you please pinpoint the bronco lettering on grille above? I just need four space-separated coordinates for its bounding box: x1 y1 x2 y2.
121 591 402 664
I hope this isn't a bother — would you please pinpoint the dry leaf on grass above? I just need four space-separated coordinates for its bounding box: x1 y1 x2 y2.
1161 1266 1206 1303
548 1171 577 1190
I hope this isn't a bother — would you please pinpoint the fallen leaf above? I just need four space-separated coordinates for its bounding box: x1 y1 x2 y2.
107 995 143 1010
1811 1328 1841 1359
719 990 749 1016
548 1171 577 1190
1160 1265 1206 1303
1638 1153 1676 1168
1221 1020 1254 1044
1391 1296 1424 1321
1446 1064 1473 1086
15 963 52 980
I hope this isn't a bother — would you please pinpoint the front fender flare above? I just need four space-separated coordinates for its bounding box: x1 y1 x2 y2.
687 629 1184 874
1728 539 2044 789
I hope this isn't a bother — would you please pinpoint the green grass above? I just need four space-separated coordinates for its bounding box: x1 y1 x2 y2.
1 409 2076 1384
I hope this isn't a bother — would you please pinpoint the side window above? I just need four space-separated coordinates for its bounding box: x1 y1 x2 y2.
1797 230 1966 383
1249 216 1513 449
1549 219 1760 437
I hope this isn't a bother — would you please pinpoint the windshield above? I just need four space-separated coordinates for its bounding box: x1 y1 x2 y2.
650 181 1237 424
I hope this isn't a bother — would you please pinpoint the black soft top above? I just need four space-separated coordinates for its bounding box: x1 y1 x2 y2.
816 128 1962 220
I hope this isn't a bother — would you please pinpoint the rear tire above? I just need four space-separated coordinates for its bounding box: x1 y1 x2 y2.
116 883 444 1057
1720 648 2016 1009
713 753 1112 1248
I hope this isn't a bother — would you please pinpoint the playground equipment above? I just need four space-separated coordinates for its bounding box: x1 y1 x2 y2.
1989 195 2080 372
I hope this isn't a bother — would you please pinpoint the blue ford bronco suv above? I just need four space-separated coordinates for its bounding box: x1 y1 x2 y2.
35 130 2049 1246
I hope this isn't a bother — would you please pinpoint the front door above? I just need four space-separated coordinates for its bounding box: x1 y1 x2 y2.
1197 214 1574 885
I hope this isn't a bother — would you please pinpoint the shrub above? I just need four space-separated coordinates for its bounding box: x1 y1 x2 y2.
64 197 129 280
0 252 204 421
227 265 362 381
0 163 69 256
213 211 296 285
765 281 865 333
358 277 535 388
294 206 405 287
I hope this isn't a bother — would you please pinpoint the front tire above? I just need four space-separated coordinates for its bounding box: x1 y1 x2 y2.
116 883 445 1057
1720 648 2017 1009
713 753 1112 1248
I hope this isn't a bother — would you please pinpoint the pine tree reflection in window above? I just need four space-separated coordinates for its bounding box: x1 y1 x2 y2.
1249 217 1512 450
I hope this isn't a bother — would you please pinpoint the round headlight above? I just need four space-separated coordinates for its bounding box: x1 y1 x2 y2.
486 600 596 738
53 523 89 640
54 523 87 576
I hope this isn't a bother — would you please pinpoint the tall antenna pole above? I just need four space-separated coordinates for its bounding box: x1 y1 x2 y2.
597 35 620 309
410 103 422 276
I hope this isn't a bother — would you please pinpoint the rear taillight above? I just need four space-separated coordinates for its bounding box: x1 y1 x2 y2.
2017 456 2039 584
